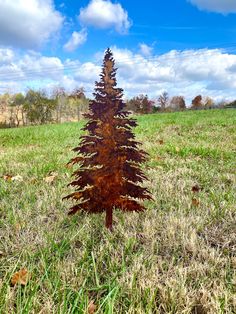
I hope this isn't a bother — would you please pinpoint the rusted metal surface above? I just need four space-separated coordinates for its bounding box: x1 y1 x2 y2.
64 48 152 230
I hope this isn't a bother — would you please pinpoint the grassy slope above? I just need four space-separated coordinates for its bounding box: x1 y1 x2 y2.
0 109 235 313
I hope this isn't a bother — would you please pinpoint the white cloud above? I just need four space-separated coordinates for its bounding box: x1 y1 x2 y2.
19 54 63 80
63 29 87 52
188 0 236 14
1 47 236 104
139 43 153 57
106 46 236 102
79 0 131 33
74 62 101 82
0 49 63 85
0 48 14 64
0 0 63 49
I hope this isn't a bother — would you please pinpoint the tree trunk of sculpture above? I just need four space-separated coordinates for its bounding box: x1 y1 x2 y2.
105 207 113 231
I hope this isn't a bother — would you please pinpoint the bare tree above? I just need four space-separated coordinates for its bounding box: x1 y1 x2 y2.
157 92 169 111
52 87 67 123
69 87 89 121
0 93 11 126
203 96 214 108
11 93 26 126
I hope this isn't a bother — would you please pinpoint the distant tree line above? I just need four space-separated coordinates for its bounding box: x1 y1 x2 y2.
0 87 89 128
0 88 234 128
125 92 231 114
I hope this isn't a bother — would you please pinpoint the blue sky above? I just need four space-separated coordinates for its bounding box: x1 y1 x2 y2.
54 0 236 59
1 0 236 103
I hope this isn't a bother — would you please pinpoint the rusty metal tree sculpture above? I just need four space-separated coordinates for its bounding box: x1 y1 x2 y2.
64 48 152 230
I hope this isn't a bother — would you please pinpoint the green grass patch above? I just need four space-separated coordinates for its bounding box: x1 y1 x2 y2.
0 109 236 313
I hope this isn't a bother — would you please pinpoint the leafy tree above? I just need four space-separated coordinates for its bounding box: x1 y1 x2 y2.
191 95 203 109
126 94 154 114
64 48 152 230
224 100 236 108
169 96 186 111
24 89 56 125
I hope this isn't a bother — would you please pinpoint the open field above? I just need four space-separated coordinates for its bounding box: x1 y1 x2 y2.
0 109 236 313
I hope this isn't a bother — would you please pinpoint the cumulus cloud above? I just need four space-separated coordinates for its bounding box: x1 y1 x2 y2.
139 43 153 57
0 0 63 49
0 50 63 84
188 0 236 14
73 62 101 82
105 46 236 101
19 54 63 79
1 47 236 103
63 29 87 52
79 0 131 33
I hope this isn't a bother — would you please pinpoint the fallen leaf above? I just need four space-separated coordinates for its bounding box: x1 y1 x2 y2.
192 198 200 207
3 175 23 182
3 175 13 181
88 300 97 314
192 184 201 193
158 139 164 145
44 173 58 184
156 156 164 161
11 268 30 286
11 175 23 182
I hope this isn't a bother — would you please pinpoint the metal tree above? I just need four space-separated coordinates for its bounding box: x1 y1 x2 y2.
64 48 152 230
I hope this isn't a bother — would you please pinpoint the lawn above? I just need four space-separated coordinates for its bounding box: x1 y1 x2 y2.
0 109 235 313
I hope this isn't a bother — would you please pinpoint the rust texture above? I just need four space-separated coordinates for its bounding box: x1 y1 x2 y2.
64 48 152 230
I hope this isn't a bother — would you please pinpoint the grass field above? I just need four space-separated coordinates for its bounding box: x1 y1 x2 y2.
0 109 236 313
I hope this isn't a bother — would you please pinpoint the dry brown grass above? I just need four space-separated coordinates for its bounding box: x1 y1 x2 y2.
0 109 235 313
